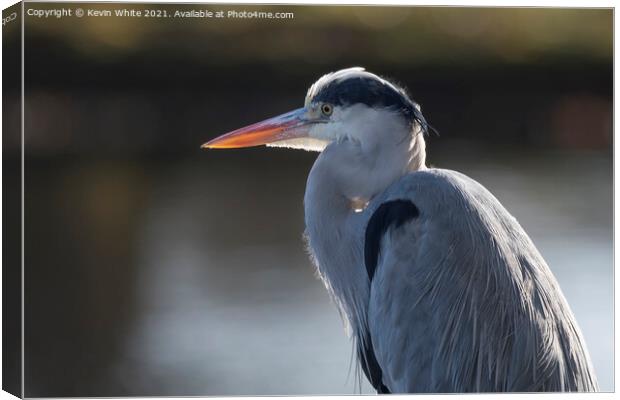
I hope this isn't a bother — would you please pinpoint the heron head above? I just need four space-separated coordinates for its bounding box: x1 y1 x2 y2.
202 67 430 153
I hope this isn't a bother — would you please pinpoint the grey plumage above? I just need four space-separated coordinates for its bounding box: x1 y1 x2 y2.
364 169 598 392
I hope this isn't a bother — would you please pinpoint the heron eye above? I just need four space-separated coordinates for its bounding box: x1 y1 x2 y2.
321 103 333 116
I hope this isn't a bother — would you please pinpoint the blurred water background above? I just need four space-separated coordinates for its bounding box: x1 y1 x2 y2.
4 4 612 396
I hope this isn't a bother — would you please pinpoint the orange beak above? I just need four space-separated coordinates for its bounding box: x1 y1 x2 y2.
202 107 312 149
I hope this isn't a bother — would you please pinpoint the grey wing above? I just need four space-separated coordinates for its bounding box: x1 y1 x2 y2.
363 169 598 393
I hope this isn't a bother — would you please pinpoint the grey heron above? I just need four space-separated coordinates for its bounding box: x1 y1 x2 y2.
202 67 598 393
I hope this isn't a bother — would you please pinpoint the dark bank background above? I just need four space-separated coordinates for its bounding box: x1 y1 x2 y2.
3 3 612 396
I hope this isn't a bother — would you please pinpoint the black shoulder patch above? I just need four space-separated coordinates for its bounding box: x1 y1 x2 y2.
361 199 418 393
358 334 391 394
364 199 419 282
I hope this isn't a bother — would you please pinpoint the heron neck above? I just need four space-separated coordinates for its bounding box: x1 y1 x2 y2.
303 150 372 337
303 133 426 336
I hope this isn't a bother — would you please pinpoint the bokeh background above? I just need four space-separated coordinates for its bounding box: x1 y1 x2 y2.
5 3 612 396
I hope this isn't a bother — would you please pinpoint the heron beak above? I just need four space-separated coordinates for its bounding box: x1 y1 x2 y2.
201 107 312 149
